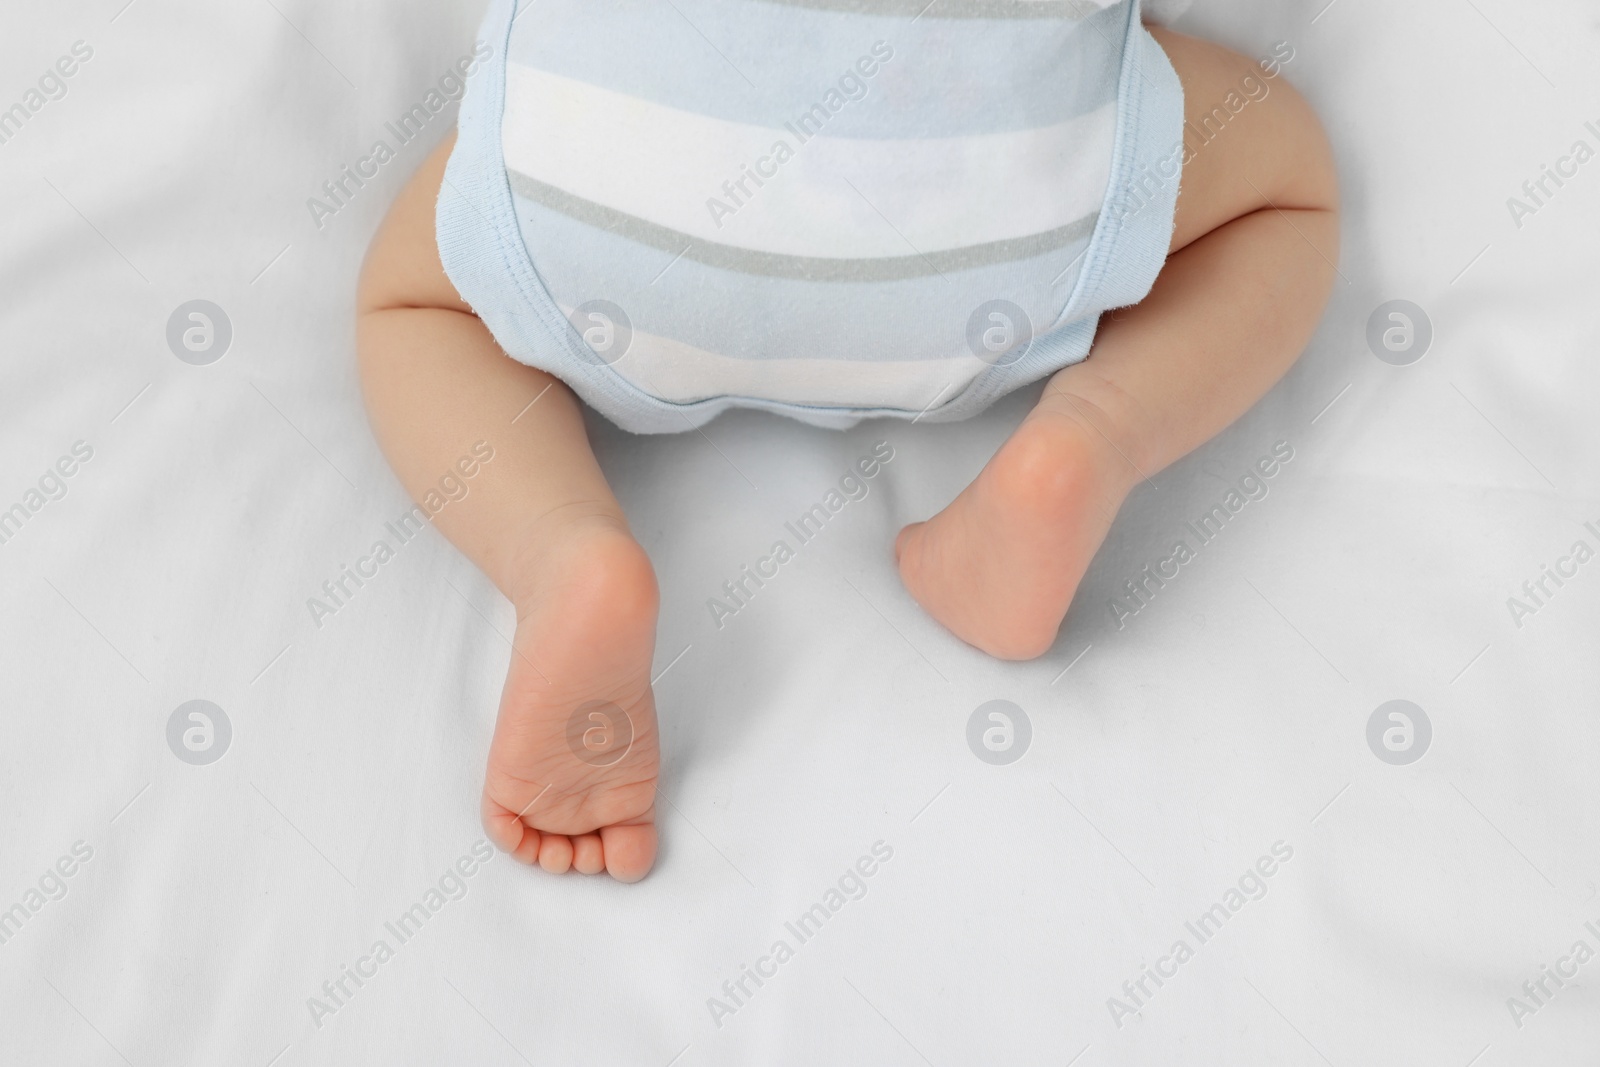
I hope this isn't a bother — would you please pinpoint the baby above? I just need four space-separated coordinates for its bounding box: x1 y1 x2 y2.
357 0 1337 882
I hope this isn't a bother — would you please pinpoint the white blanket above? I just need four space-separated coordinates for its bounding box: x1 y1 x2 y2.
2 0 1597 1063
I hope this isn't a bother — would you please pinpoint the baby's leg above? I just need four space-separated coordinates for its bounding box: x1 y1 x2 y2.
897 28 1340 659
358 135 660 881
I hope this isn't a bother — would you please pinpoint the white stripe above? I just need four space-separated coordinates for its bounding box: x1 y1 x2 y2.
570 308 989 408
503 64 1116 260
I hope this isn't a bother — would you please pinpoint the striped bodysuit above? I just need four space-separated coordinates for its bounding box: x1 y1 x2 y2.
438 0 1184 432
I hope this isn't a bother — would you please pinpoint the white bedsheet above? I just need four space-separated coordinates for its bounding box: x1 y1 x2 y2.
2 1 1598 1063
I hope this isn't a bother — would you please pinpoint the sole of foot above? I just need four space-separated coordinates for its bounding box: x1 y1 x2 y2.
481 518 662 883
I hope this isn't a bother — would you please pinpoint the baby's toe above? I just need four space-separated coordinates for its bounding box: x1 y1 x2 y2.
539 834 574 873
571 833 605 874
511 827 542 866
483 795 543 865
600 822 657 883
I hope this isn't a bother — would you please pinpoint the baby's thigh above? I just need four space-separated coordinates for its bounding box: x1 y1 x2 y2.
1150 27 1339 255
357 131 474 317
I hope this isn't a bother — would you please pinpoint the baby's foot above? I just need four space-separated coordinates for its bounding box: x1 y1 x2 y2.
482 515 661 882
895 393 1137 660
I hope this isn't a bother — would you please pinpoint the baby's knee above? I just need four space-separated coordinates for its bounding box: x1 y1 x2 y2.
1236 49 1339 215
356 133 471 318
1154 28 1338 243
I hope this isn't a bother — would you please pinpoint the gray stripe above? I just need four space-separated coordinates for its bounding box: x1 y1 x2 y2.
509 170 1099 282
753 0 1106 18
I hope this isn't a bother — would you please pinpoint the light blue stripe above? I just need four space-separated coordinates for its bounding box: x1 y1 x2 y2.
506 0 1130 138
